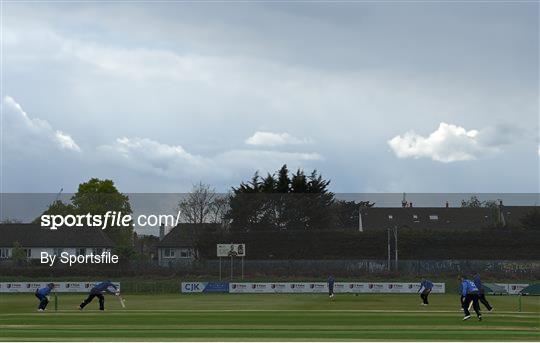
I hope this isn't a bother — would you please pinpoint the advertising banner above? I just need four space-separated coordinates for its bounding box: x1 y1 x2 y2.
0 282 120 293
288 283 309 293
507 284 529 295
181 282 229 293
225 282 446 294
308 282 328 293
493 283 529 295
217 244 246 257
269 283 289 293
229 283 251 293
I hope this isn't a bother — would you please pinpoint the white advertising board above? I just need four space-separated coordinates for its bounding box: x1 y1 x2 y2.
269 283 289 293
0 282 120 293
227 282 445 294
507 284 529 295
217 243 245 257
493 283 529 295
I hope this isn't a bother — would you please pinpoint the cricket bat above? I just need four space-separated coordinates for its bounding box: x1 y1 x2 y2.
117 294 126 308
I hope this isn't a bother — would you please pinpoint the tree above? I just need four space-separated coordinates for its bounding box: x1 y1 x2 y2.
461 196 503 226
35 178 133 245
11 242 27 264
228 165 335 232
178 183 228 225
177 183 229 259
461 196 483 208
32 200 76 224
520 209 540 230
333 200 375 230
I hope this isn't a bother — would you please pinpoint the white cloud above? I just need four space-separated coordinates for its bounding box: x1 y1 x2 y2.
388 122 513 163
245 131 311 147
99 136 322 180
3 96 81 153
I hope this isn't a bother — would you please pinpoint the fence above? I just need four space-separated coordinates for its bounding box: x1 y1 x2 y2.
194 259 540 276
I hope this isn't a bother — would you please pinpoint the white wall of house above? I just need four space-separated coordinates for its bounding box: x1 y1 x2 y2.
157 247 194 266
160 247 194 259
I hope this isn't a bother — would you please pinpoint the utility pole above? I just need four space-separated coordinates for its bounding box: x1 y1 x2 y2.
394 225 398 271
387 227 391 271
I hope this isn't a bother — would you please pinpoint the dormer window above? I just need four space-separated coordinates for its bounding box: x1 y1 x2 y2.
388 215 393 220
429 215 439 221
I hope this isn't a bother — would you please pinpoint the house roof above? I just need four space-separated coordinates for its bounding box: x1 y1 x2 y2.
359 206 539 230
0 223 115 248
156 223 220 248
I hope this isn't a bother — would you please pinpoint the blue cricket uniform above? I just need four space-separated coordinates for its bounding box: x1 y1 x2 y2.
418 279 433 305
461 279 479 296
461 279 482 319
79 281 118 311
327 276 335 296
473 274 493 311
35 284 54 311
473 274 483 292
91 281 118 294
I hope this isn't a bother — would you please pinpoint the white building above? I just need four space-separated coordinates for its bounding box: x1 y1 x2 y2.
0 223 115 260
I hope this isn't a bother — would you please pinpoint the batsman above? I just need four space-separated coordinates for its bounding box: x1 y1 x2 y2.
79 281 120 311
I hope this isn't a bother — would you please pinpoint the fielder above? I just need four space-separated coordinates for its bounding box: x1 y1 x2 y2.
473 273 493 312
418 279 433 305
79 281 119 311
327 275 335 298
460 276 482 321
35 283 55 312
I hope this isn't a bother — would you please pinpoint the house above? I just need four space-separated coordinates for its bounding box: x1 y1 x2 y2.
0 223 115 260
155 223 220 266
358 205 539 231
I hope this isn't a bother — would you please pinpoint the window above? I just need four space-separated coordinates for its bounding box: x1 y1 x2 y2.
388 215 393 220
76 248 86 256
93 248 103 255
429 215 439 221
53 248 63 256
179 248 192 258
0 248 9 259
23 249 31 258
163 248 176 258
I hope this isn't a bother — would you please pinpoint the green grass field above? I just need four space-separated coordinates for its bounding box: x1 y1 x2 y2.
0 293 538 341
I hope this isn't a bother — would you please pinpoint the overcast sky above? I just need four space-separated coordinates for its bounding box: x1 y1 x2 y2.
1 2 538 193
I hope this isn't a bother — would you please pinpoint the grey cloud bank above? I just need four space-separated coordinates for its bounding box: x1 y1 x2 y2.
1 2 538 193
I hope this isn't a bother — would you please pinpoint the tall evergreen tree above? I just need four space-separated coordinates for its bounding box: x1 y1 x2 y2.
228 165 335 232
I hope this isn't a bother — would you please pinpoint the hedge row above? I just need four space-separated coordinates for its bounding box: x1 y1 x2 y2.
197 228 540 260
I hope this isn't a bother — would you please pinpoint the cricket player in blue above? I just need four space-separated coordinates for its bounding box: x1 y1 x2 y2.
79 281 119 311
35 283 55 312
460 276 482 321
418 279 433 305
473 273 493 312
327 275 335 298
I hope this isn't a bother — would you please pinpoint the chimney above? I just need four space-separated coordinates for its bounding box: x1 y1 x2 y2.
159 223 165 241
